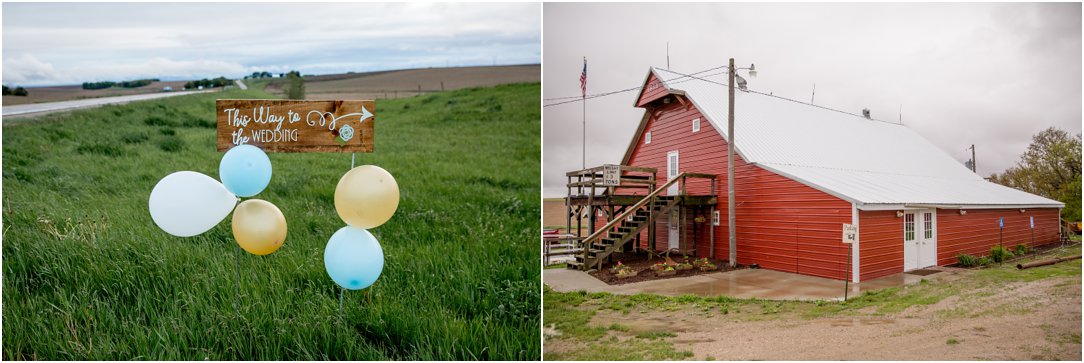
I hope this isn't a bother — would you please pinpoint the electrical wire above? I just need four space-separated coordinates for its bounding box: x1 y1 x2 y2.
542 64 728 107
548 64 906 127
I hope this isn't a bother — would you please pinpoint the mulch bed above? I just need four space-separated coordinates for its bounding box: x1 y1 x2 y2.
587 251 745 285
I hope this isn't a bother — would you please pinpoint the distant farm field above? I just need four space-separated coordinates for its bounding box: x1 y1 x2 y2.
1 80 189 105
267 65 541 100
2 82 541 359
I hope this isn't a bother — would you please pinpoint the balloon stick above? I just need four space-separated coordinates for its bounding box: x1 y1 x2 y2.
234 243 240 314
338 152 354 321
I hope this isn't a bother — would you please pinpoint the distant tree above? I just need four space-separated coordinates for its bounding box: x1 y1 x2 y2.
13 86 29 96
285 70 305 100
988 127 1082 221
260 71 272 78
2 85 10 95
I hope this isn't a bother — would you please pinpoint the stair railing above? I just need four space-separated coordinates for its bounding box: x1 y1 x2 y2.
580 172 693 267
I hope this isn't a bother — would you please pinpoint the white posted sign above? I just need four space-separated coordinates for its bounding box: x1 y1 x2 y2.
602 164 620 186
842 223 858 244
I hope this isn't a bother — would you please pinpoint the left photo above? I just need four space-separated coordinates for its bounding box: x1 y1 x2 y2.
2 2 541 360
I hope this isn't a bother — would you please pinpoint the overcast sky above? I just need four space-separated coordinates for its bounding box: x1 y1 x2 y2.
2 2 540 86
542 2 1082 197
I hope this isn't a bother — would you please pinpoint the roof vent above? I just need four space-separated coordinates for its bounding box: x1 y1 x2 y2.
862 108 871 119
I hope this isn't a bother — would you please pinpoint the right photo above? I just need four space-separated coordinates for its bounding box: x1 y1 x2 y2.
542 2 1082 361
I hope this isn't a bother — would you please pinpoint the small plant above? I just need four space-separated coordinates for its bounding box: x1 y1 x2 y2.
1014 243 1029 256
675 262 694 271
946 338 960 345
656 265 677 277
698 261 718 272
650 261 669 271
977 256 993 266
957 254 978 267
693 257 711 268
611 261 637 278
990 246 1015 263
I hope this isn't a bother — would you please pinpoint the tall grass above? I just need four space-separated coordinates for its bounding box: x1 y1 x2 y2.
2 83 541 359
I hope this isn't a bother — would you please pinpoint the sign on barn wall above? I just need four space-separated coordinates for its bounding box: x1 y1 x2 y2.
842 223 857 244
216 99 374 152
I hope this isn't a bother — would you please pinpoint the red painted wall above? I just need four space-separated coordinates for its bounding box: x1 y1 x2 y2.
624 85 854 280
859 210 903 281
936 208 1061 265
636 73 670 107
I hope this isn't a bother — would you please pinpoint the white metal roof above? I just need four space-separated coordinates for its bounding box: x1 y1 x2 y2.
651 67 1063 209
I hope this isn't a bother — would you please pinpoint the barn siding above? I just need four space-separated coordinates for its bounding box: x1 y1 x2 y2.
624 98 854 280
936 208 1061 266
636 73 671 107
859 210 904 281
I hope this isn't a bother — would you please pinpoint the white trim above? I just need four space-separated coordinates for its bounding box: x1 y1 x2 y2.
858 203 1064 211
692 118 701 133
645 131 651 144
712 210 721 226
851 203 860 283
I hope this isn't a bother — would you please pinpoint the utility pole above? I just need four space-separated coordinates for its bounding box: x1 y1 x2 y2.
969 144 976 173
727 58 737 267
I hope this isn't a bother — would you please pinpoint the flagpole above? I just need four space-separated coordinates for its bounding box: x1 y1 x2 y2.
581 57 586 170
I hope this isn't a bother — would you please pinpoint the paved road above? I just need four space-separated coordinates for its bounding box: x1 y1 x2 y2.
2 90 212 118
235 79 248 90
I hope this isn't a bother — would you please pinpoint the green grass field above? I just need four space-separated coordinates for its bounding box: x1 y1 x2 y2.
2 82 541 359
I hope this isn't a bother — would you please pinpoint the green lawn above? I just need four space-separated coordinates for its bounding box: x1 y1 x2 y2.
3 82 541 359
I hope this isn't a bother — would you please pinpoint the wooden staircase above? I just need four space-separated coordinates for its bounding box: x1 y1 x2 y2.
568 195 681 270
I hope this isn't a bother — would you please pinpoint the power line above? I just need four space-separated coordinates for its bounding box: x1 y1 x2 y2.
543 65 728 107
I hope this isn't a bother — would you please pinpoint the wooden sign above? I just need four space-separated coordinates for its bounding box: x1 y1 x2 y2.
216 99 374 152
602 164 620 186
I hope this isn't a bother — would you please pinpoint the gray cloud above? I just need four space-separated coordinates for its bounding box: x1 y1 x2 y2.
3 2 540 85
542 2 1081 197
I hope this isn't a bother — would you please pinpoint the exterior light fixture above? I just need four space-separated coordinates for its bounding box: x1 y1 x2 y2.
1020 209 1026 213
748 64 757 78
960 210 967 215
896 211 904 218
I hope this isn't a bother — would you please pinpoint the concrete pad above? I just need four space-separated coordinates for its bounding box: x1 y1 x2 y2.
544 268 928 301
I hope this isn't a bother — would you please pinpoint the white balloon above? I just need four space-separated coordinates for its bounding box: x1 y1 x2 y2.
149 171 238 237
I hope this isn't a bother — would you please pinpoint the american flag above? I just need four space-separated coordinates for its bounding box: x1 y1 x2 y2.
579 57 587 99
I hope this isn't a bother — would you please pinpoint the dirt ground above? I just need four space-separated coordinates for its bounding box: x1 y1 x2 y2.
673 274 1080 360
2 81 189 105
545 246 1083 360
267 64 540 100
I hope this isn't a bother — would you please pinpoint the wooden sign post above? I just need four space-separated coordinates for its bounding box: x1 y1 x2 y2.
842 223 857 301
216 100 375 152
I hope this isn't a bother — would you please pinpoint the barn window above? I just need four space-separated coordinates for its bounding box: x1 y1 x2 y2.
923 212 932 239
712 210 720 226
645 131 652 144
692 118 701 132
904 213 915 241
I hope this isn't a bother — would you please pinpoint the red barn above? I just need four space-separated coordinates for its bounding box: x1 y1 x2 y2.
566 67 1064 283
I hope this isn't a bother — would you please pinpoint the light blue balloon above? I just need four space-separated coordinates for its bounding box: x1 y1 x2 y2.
219 144 272 197
324 226 384 290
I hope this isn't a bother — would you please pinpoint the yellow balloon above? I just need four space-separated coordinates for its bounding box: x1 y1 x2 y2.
232 199 287 255
335 165 400 229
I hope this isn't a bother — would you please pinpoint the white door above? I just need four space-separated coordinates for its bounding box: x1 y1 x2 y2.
667 151 679 195
668 212 680 250
918 210 937 267
903 210 937 270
